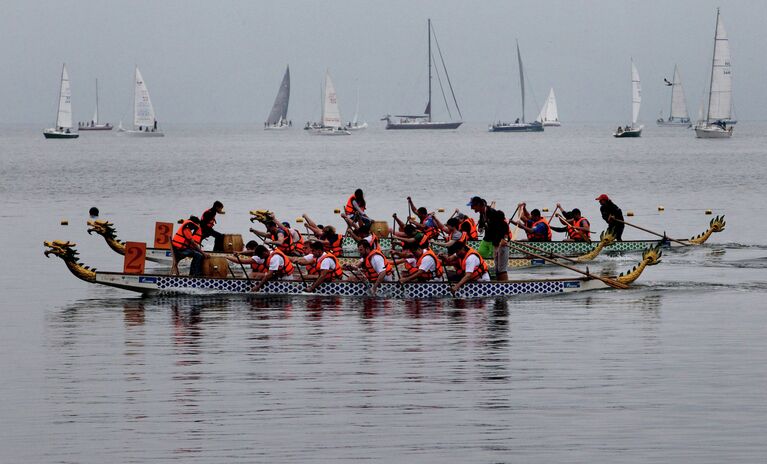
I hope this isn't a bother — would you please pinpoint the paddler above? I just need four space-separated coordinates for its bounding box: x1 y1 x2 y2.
250 245 295 292
468 196 510 281
399 243 445 283
302 214 344 256
171 216 207 277
303 242 344 293
513 204 552 241
555 204 591 242
344 189 370 226
406 197 440 243
225 240 267 278
250 221 295 255
281 221 305 255
596 194 624 240
341 216 380 250
200 201 225 252
453 210 479 240
447 242 490 293
431 216 469 248
346 239 394 295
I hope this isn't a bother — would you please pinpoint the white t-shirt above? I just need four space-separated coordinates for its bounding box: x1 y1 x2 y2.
464 254 490 281
364 235 375 246
303 253 316 264
317 253 337 271
418 254 437 273
268 253 285 271
252 256 265 265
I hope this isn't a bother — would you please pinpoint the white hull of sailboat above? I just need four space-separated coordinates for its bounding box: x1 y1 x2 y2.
311 127 351 136
542 121 561 127
656 118 691 127
264 124 290 131
613 125 643 137
346 122 368 131
79 124 113 131
121 129 165 137
694 124 733 138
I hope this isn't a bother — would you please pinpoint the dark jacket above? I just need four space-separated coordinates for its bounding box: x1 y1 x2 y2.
600 200 623 225
479 206 509 246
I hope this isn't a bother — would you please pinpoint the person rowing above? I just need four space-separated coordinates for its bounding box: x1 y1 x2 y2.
391 219 428 249
447 242 490 293
431 216 469 248
200 201 226 252
345 239 394 295
341 216 380 250
399 243 445 283
281 221 305 255
171 215 206 276
554 204 591 242
406 196 440 243
302 214 344 256
225 240 266 278
250 245 295 292
596 194 624 241
250 220 295 255
512 204 552 241
303 242 344 293
453 209 479 240
344 188 370 226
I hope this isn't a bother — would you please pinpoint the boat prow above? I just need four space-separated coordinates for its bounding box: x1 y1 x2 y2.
694 124 733 138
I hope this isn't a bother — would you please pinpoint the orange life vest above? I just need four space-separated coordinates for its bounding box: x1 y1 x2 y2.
460 217 479 240
344 194 364 216
171 220 201 250
271 228 293 254
251 258 267 273
286 229 305 255
567 217 591 242
527 217 552 241
460 249 489 281
415 249 444 280
304 256 319 275
325 234 343 256
363 250 393 281
315 253 344 280
266 249 294 277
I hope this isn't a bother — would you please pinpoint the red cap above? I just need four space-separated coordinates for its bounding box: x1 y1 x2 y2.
595 194 610 201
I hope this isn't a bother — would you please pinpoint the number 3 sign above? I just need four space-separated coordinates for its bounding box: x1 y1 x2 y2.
154 222 174 249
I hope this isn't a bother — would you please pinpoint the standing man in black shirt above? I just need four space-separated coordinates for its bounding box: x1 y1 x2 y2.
469 196 510 281
201 200 226 251
596 194 624 241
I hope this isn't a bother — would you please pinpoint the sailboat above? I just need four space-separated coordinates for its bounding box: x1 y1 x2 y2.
383 19 462 130
694 9 734 139
613 59 643 138
43 64 78 139
311 70 351 136
489 41 544 132
656 65 690 126
346 84 368 131
79 79 113 131
265 66 290 130
118 66 164 137
537 88 561 127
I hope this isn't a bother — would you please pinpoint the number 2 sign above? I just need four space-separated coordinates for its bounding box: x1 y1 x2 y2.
124 242 147 274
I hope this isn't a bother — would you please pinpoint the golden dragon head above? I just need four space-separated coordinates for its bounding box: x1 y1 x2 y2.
44 240 97 282
249 210 274 224
688 215 726 245
616 245 662 285
87 219 120 240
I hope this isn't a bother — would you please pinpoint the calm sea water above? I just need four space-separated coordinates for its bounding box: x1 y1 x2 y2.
1 123 766 463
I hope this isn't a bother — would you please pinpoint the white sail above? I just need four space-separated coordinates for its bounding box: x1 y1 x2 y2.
133 67 156 128
631 60 641 125
707 13 732 121
92 78 99 123
56 64 73 129
669 66 689 120
321 71 342 128
538 88 559 123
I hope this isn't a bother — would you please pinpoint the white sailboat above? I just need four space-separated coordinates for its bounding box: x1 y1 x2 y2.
346 84 368 131
613 59 643 138
537 88 561 127
695 9 734 139
265 66 291 130
312 71 351 136
43 64 78 139
489 40 544 132
120 66 164 137
79 79 113 131
657 65 690 126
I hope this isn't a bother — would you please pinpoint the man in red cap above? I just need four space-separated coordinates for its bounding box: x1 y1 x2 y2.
596 194 624 240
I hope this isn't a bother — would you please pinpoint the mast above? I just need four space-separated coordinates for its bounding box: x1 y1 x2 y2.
427 18 432 122
94 78 99 124
706 8 719 124
517 40 525 122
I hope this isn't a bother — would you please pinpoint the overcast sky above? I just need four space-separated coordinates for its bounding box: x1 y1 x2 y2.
2 0 765 125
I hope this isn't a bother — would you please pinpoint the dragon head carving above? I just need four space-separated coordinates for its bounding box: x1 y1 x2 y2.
87 219 126 254
249 210 274 224
616 245 662 285
688 215 726 245
44 240 96 282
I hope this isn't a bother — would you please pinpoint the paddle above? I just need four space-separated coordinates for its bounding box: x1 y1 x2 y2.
294 259 309 291
509 204 522 239
506 241 629 289
612 217 690 247
233 252 251 283
547 205 561 224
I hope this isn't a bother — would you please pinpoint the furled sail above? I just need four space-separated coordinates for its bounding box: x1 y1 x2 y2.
266 66 290 125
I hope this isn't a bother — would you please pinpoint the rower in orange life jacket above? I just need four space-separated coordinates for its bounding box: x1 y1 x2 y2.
250 220 296 255
281 221 305 255
171 216 206 277
562 208 591 242
301 214 344 256
225 240 267 277
455 211 479 240
344 188 369 225
448 242 491 293
513 207 552 241
346 239 394 295
304 242 344 292
400 244 444 282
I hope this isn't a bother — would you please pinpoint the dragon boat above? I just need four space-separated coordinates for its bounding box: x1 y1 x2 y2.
44 240 661 299
86 220 618 270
